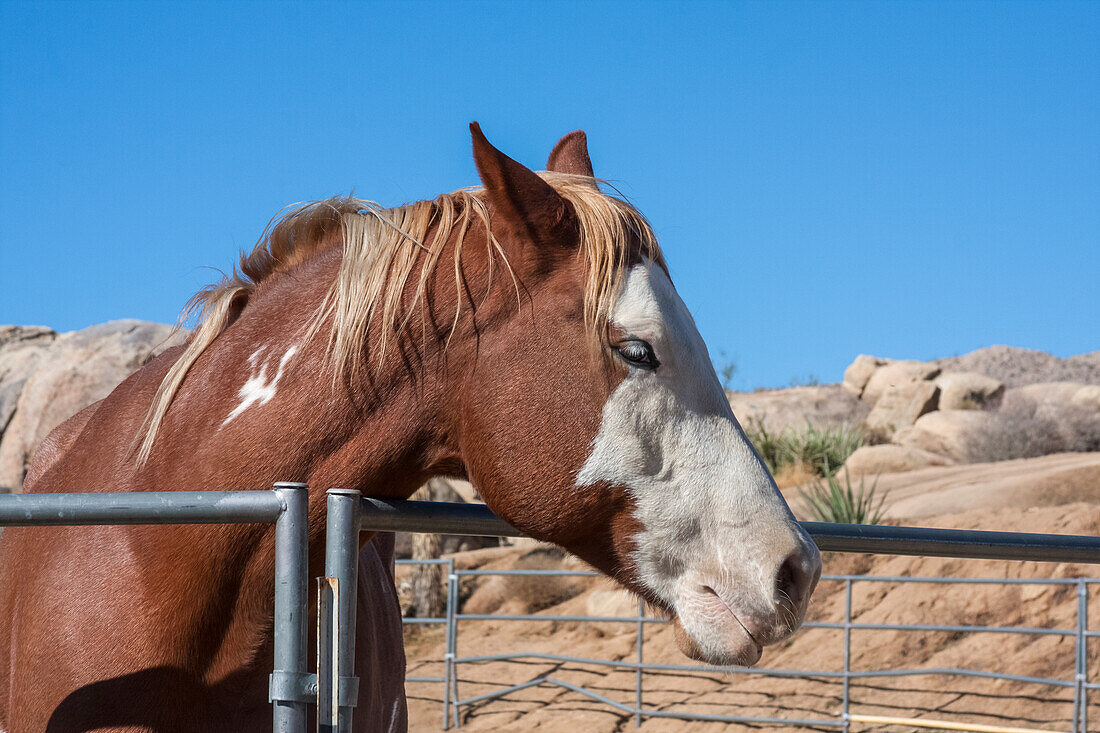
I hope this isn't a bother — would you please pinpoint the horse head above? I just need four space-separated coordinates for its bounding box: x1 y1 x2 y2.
459 124 821 666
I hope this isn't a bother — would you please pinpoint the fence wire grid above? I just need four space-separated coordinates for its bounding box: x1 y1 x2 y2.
397 560 1097 733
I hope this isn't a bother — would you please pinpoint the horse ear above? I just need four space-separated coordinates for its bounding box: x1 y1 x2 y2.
470 122 573 246
547 130 595 178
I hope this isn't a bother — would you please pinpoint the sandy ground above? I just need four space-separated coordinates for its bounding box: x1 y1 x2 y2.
400 454 1100 732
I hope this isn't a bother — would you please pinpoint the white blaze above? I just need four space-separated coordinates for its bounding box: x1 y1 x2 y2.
576 261 805 624
223 344 298 425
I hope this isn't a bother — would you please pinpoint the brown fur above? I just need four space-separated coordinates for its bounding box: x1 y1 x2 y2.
0 125 660 732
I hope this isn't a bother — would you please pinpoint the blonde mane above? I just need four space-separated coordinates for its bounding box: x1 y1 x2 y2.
136 172 662 464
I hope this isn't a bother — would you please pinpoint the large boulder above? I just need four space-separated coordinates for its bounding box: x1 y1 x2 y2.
894 409 992 462
842 354 886 398
1073 386 1100 410
864 380 940 440
843 444 955 476
935 371 1005 411
0 326 58 445
726 384 869 433
861 361 941 406
1016 381 1091 411
0 320 183 490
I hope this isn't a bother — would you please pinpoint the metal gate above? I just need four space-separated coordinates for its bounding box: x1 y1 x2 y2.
4 488 1100 732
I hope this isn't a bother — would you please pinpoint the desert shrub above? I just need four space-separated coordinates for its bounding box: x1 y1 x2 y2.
791 422 866 475
745 418 786 474
745 419 865 477
800 469 886 525
966 393 1100 463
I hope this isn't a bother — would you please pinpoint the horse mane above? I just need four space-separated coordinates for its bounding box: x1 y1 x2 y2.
136 172 662 464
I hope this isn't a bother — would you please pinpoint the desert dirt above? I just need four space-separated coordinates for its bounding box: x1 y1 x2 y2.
399 454 1100 732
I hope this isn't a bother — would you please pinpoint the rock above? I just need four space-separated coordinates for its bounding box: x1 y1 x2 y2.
0 325 56 349
843 444 954 476
0 320 183 490
1072 385 1100 410
861 361 941 406
0 327 58 436
865 381 940 440
935 371 1005 411
894 410 992 462
936 346 1100 388
586 588 639 618
1017 381 1088 406
726 385 869 433
842 355 886 398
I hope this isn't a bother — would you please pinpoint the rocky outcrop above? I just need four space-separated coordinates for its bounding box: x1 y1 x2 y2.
726 385 869 433
936 345 1100 388
935 372 1005 411
865 380 940 440
894 410 992 463
0 327 58 443
842 355 884 398
0 320 183 490
861 361 941 407
837 347 1098 475
1073 386 1100 410
843 444 954 476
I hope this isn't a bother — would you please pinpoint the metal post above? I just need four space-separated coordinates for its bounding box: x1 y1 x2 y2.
449 569 462 729
1076 580 1088 733
322 489 362 733
842 578 852 733
635 597 645 728
442 558 456 730
271 482 310 733
1083 582 1089 733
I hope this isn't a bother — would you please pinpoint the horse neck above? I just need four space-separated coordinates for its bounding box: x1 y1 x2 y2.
120 241 474 679
145 241 469 506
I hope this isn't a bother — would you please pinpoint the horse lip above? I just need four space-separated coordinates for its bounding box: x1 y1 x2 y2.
702 585 763 653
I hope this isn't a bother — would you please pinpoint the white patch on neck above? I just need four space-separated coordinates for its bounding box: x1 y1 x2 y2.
222 344 298 426
576 260 805 617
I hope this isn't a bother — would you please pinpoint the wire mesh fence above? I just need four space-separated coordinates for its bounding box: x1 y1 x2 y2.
398 560 1097 732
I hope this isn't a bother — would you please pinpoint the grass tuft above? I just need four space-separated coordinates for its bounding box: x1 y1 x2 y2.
799 467 886 525
745 419 865 478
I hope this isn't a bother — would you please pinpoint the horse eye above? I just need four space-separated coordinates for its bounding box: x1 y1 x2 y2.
615 339 659 369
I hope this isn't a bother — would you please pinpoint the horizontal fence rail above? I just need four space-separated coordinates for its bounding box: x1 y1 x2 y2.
363 498 1100 564
376 499 1100 732
0 490 286 525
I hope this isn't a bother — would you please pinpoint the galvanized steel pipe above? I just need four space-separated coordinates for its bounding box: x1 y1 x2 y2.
271 483 310 733
362 499 1100 564
0 490 285 525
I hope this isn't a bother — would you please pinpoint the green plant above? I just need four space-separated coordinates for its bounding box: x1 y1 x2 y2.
715 351 738 391
788 422 865 476
744 419 865 478
744 417 785 474
799 467 886 525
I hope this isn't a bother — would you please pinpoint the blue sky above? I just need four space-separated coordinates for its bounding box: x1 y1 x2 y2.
1 1 1097 389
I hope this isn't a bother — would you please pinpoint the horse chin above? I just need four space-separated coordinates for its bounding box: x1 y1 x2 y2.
670 612 764 668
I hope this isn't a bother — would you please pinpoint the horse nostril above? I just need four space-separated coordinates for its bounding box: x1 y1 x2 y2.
775 551 814 611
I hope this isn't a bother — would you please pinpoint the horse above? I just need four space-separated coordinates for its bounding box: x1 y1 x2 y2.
0 124 821 732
